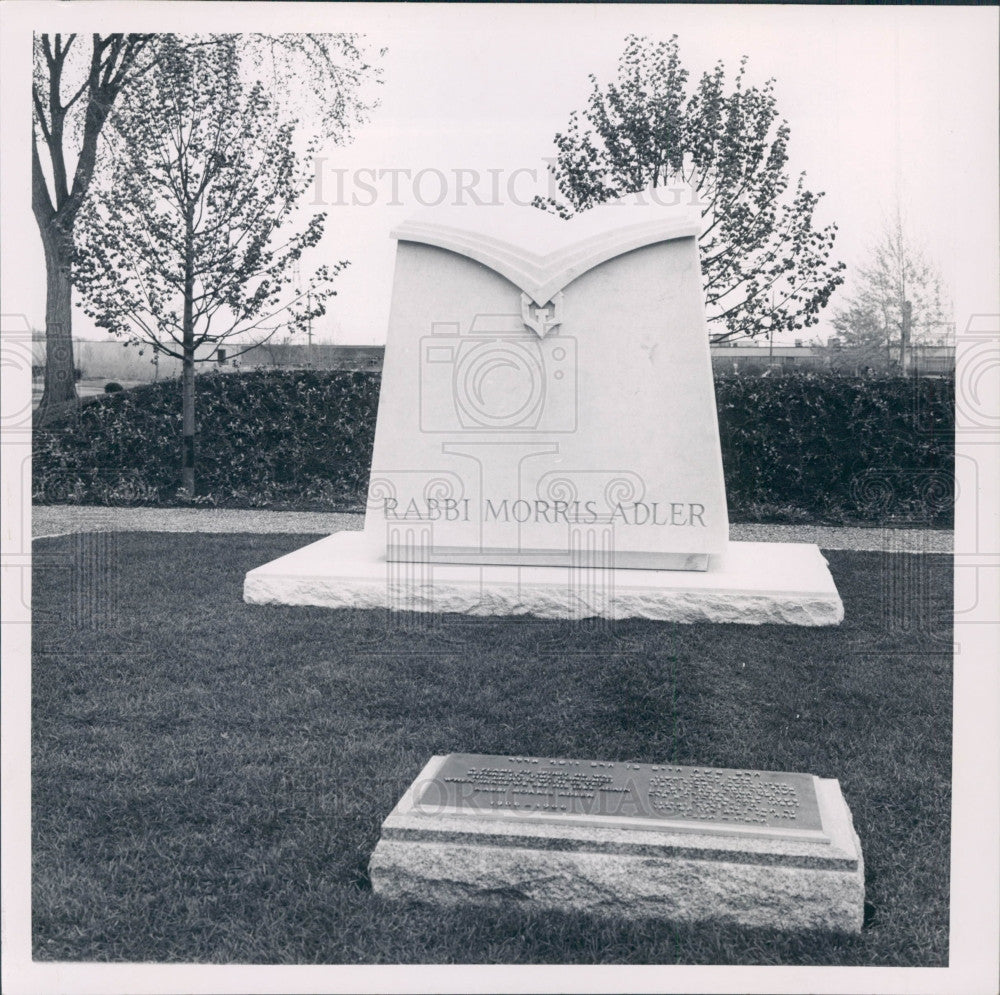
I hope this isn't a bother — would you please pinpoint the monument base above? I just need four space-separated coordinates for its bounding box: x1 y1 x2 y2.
243 532 843 625
369 756 865 934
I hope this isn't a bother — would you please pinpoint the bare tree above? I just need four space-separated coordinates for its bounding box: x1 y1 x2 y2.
832 209 952 371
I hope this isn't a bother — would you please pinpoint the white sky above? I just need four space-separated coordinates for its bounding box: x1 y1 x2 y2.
2 3 997 346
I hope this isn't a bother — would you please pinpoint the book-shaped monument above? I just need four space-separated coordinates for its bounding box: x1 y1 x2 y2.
245 199 843 625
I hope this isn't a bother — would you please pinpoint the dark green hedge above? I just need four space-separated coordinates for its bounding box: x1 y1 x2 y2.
33 370 380 510
33 369 954 524
714 373 953 525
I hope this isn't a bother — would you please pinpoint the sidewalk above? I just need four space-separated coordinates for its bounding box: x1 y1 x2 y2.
32 505 954 553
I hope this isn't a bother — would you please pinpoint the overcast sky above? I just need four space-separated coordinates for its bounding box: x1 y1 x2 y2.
2 3 998 346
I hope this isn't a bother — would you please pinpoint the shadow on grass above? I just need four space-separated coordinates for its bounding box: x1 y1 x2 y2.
31 533 951 965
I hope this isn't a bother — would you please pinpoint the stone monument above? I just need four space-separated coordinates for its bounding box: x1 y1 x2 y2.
369 752 865 934
244 198 843 624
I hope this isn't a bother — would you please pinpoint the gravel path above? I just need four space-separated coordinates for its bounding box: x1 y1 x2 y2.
32 506 364 539
32 505 953 553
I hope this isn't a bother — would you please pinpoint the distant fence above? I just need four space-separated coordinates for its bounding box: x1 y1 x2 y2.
232 343 384 372
710 343 954 377
31 339 386 381
35 336 954 382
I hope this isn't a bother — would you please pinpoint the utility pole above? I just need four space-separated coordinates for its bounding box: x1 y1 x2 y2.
766 290 775 368
306 290 314 368
900 299 912 375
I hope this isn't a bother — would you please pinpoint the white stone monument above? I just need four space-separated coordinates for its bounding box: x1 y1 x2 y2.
244 199 843 624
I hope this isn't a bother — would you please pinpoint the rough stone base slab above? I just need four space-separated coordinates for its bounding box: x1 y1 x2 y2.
244 531 843 625
369 756 865 935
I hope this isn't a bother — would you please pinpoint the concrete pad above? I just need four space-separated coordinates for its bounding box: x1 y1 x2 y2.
243 530 844 625
369 754 865 934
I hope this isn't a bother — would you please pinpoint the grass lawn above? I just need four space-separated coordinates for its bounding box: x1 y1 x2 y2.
32 532 952 965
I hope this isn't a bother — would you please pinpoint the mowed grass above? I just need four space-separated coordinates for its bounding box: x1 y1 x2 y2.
32 533 952 965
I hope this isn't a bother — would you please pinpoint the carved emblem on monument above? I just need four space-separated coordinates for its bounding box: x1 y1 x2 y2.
520 291 564 339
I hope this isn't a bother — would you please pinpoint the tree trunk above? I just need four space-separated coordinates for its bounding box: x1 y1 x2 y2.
180 214 196 497
35 223 79 424
900 301 912 375
181 350 196 497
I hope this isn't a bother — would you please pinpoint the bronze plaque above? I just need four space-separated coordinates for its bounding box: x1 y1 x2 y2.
415 753 825 839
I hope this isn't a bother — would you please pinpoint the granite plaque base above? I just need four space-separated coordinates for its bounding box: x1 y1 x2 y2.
369 754 865 934
243 532 844 625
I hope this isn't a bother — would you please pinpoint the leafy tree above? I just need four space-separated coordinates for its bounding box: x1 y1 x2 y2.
535 34 845 342
31 31 380 424
74 36 340 496
832 210 952 369
32 33 153 422
825 304 893 371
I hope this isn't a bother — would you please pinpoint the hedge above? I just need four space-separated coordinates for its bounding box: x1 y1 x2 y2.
714 373 953 525
33 370 380 510
33 369 954 525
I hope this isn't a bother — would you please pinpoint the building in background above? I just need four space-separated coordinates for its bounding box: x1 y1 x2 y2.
709 340 954 376
30 337 386 383
33 335 955 385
